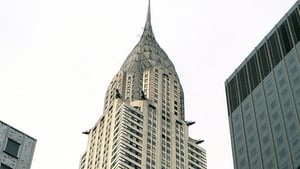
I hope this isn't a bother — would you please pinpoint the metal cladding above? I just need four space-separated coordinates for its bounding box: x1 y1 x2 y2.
120 1 176 76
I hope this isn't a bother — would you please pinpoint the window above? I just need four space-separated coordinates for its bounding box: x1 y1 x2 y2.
226 76 239 113
288 9 300 42
278 21 293 55
267 33 282 67
247 54 261 90
257 44 271 78
0 164 12 169
4 138 20 158
237 66 250 101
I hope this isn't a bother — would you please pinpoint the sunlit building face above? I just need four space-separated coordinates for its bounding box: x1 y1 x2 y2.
79 1 206 169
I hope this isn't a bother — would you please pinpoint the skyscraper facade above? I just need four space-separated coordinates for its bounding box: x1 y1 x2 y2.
225 1 300 169
79 2 206 169
0 121 36 169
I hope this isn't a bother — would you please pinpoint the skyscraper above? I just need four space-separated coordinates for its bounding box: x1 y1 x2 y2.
79 1 206 169
0 121 36 169
225 1 300 169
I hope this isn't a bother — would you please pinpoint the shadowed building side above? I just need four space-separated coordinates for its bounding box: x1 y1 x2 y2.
225 2 300 169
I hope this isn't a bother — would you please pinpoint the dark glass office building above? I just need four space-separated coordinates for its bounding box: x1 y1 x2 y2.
225 1 300 169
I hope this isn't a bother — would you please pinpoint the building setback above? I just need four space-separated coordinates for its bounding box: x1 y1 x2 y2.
79 1 206 169
225 1 300 169
0 121 36 169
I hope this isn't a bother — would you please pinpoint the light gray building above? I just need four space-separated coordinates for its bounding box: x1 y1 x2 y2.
0 121 36 169
225 1 300 169
79 1 206 169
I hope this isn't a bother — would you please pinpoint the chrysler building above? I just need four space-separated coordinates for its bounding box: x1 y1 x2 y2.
79 1 206 169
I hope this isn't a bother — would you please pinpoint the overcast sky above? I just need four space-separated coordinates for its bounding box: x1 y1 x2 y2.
0 0 297 169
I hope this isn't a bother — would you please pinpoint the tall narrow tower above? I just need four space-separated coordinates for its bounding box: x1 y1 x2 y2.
79 1 206 169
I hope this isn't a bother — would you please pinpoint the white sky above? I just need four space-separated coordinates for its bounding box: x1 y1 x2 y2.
0 0 297 169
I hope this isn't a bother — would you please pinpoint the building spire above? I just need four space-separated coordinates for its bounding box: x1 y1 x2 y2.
147 0 151 24
141 0 154 40
121 0 177 75
119 0 178 100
